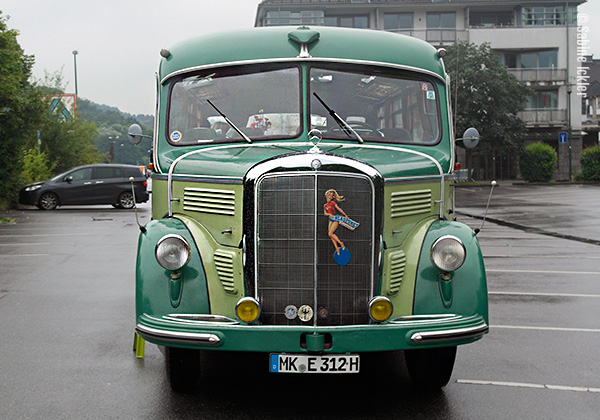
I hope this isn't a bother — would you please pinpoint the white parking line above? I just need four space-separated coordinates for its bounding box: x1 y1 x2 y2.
492 325 600 333
487 268 600 275
0 233 93 238
457 379 600 393
0 243 54 246
0 254 50 257
489 291 600 298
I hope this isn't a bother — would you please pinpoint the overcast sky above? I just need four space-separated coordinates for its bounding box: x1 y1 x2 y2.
2 0 599 116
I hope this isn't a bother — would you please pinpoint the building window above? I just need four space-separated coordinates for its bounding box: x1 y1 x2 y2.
324 15 369 29
526 90 559 109
522 6 576 26
384 13 413 30
499 50 558 69
427 12 456 29
470 12 512 27
265 10 324 26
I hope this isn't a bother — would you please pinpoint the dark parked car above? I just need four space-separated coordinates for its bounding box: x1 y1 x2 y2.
19 164 149 210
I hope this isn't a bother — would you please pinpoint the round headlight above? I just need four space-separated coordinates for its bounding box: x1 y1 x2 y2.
431 235 466 272
155 234 190 270
236 297 261 323
368 296 393 322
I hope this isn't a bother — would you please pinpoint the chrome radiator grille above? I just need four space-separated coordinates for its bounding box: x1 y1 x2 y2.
256 173 373 326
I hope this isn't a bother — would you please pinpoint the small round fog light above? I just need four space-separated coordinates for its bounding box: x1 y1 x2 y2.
431 235 466 272
155 234 190 271
236 297 260 323
369 296 393 322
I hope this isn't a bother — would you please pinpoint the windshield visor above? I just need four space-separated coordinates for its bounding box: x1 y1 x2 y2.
167 65 301 145
310 66 441 144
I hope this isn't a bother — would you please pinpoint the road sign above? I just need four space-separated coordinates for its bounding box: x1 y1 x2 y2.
559 132 568 143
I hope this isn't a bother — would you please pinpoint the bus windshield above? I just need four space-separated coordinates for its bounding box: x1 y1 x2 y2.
167 65 301 145
310 66 441 144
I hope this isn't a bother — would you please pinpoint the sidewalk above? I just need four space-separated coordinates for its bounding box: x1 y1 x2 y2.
454 183 600 245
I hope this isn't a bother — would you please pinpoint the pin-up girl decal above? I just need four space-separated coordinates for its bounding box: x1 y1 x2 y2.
324 189 360 266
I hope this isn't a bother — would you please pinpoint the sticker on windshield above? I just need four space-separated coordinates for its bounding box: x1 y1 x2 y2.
426 91 436 100
170 130 182 142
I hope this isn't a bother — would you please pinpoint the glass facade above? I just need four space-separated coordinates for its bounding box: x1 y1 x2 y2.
522 6 577 26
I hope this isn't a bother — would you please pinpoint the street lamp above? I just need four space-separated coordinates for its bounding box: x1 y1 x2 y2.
72 50 78 97
567 88 572 181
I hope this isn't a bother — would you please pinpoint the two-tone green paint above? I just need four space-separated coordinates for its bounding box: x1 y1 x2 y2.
136 218 210 318
414 220 489 323
135 26 488 358
153 26 452 176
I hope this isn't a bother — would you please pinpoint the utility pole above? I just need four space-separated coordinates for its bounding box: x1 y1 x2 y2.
72 50 78 97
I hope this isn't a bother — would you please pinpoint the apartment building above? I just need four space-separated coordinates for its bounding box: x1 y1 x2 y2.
255 0 588 180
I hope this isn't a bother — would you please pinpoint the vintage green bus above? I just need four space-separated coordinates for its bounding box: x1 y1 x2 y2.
130 25 488 392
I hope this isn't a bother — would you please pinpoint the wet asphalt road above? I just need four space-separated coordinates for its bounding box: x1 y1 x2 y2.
0 184 598 419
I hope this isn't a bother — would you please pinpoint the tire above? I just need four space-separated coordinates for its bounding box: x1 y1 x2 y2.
166 347 201 393
404 346 457 389
38 192 59 210
117 191 135 209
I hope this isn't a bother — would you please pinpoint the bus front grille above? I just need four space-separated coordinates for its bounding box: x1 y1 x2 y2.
255 173 373 326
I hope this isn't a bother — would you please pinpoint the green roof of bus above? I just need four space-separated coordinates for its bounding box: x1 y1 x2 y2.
159 26 446 82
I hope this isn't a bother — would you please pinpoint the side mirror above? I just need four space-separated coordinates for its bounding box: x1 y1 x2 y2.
128 124 152 145
457 127 480 149
65 176 73 183
128 124 143 145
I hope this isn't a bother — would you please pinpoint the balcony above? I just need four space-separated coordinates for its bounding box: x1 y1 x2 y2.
385 28 469 45
508 68 567 85
520 109 567 126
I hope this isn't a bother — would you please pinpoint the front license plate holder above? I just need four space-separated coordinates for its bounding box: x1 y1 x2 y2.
269 353 360 374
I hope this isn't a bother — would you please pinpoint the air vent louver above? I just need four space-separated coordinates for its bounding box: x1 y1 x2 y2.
390 189 431 218
388 250 406 294
214 249 236 293
184 188 235 216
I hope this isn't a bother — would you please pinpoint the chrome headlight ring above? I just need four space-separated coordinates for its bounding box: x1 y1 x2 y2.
155 234 191 271
430 235 466 272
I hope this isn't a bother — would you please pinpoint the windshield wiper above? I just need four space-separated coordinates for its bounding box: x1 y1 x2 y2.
207 99 252 144
313 92 364 144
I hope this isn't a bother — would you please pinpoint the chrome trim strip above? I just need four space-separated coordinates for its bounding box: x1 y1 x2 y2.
312 173 319 327
136 324 221 345
390 314 459 323
410 323 489 344
162 142 449 218
163 314 239 325
161 57 446 85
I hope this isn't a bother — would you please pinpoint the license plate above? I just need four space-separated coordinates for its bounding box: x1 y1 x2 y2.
269 354 360 374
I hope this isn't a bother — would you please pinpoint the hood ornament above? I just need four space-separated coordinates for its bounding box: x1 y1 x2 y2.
308 129 323 154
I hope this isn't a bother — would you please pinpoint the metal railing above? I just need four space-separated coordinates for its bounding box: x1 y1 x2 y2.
520 109 567 125
508 68 567 84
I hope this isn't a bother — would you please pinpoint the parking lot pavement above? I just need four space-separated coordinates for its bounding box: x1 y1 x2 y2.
455 183 600 244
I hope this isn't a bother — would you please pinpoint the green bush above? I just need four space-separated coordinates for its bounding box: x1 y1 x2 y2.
20 148 56 185
519 142 557 182
579 145 600 182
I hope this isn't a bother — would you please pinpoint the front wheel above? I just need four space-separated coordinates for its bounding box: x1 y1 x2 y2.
404 346 457 389
166 347 201 393
117 191 134 209
38 192 59 210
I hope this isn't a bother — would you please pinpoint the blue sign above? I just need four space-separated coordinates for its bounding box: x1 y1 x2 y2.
559 132 568 143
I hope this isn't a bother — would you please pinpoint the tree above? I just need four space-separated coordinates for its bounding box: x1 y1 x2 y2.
445 42 531 179
34 72 103 173
0 12 45 206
